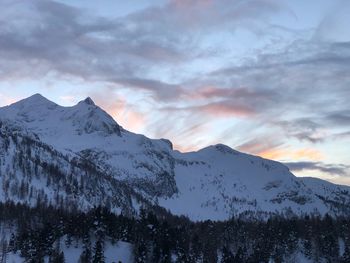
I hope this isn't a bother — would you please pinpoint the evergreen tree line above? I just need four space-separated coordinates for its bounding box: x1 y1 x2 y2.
0 202 350 262
0 130 147 218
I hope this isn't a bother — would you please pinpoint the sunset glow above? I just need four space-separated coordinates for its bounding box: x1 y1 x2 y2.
0 0 349 184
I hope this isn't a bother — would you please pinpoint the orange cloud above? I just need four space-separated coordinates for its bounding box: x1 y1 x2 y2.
173 142 198 153
260 148 324 161
92 93 146 132
107 101 145 132
118 110 146 131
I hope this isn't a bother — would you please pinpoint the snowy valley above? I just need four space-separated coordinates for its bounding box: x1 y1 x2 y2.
0 94 349 221
0 94 350 262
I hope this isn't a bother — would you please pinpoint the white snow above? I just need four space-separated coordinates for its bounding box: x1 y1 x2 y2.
1 94 350 221
4 240 133 263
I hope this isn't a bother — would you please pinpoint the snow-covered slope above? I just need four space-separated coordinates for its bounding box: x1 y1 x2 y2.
1 94 350 221
159 145 350 220
6 239 133 263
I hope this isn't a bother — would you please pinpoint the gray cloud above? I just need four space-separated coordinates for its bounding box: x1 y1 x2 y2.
325 110 350 126
148 37 350 149
0 0 192 100
2 0 348 113
314 0 350 42
110 77 184 101
163 100 256 117
274 118 324 143
332 131 350 140
0 0 285 100
285 161 350 176
0 0 349 181
128 0 284 34
198 39 350 139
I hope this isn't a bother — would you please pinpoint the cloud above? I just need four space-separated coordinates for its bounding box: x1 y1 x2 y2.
59 95 76 104
0 0 190 99
130 0 284 33
158 85 281 120
0 0 285 101
2 1 348 122
213 41 350 77
198 101 255 117
111 77 184 101
236 137 283 155
0 93 17 106
0 0 349 181
285 161 350 176
274 118 325 143
88 90 146 132
190 86 279 110
163 100 256 119
332 131 350 140
236 137 324 162
259 148 324 162
205 39 350 141
144 108 213 152
314 0 350 42
325 110 350 126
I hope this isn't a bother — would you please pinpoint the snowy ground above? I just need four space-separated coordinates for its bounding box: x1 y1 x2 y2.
5 240 133 263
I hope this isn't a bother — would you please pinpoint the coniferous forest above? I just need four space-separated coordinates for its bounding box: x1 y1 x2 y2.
2 121 350 262
0 0 350 261
0 202 349 262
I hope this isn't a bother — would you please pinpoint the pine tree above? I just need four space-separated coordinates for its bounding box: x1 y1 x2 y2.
189 233 202 262
49 241 65 263
341 243 350 263
0 238 8 263
49 251 65 263
134 238 148 263
58 252 65 263
234 247 245 263
92 239 105 263
79 239 92 263
221 246 234 263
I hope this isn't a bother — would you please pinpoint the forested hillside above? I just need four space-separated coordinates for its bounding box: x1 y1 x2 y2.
0 202 350 262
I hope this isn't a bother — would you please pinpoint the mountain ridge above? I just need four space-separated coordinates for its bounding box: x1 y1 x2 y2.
0 94 350 221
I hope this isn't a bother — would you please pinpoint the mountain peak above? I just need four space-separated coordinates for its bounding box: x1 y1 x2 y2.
0 94 122 138
29 93 46 100
18 93 55 105
1 94 350 222
6 93 57 111
79 97 95 106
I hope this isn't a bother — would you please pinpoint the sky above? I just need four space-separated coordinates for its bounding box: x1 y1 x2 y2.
0 0 349 184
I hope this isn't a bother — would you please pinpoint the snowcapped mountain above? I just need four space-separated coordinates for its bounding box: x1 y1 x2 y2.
1 94 350 221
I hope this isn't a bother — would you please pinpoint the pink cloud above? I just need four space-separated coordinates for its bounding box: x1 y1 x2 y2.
118 110 146 131
0 93 18 106
237 138 283 155
196 101 255 117
191 86 274 101
91 92 146 132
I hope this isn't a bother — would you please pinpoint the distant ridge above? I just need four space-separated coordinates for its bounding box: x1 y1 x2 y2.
0 94 350 221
